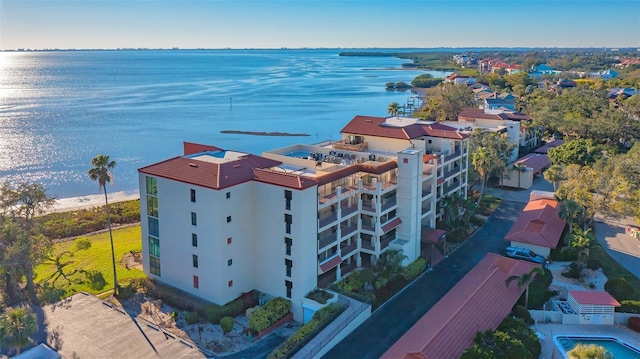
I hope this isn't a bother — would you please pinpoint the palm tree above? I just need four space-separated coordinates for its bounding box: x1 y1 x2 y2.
571 228 592 270
88 154 118 296
505 266 545 310
387 102 400 117
558 199 584 243
376 249 407 282
544 164 565 191
472 147 494 205
0 306 37 355
513 162 527 189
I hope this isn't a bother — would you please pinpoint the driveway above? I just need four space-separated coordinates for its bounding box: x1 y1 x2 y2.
322 200 525 359
594 216 640 280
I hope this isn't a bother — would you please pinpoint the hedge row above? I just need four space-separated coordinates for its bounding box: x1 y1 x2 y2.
618 300 640 313
268 303 345 359
38 199 140 239
205 299 243 324
248 297 291 332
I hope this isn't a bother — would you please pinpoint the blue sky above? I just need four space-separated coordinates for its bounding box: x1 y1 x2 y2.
1 1 639 50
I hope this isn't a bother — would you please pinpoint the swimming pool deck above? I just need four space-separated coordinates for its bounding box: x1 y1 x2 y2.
535 323 640 358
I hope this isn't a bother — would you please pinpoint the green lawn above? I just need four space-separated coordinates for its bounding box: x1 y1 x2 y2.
589 242 640 300
34 225 145 302
478 194 503 216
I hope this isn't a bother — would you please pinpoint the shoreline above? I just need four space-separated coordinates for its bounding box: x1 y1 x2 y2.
48 190 140 214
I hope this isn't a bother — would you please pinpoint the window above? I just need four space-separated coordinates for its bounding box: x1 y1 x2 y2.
227 237 232 245
146 176 157 195
193 275 199 289
192 233 198 247
228 280 233 287
191 212 197 226
149 256 161 276
226 192 231 199
190 189 196 203
403 158 408 164
147 195 158 217
226 216 232 223
285 214 292 234
285 237 292 256
285 259 292 277
228 259 232 266
148 237 160 257
192 254 199 268
285 190 292 210
148 217 159 237
285 280 292 298
428 139 432 144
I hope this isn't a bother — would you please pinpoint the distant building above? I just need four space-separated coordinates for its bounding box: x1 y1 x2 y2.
445 73 476 85
138 115 470 322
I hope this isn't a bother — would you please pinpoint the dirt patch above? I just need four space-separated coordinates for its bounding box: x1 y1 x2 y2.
120 251 143 270
547 261 608 299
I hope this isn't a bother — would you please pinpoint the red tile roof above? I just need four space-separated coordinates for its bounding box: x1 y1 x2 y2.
340 115 469 140
381 217 402 233
421 228 447 243
316 160 398 186
381 253 538 359
139 148 317 190
569 291 621 307
183 142 223 155
515 153 550 174
319 255 341 273
534 140 564 154
504 199 566 249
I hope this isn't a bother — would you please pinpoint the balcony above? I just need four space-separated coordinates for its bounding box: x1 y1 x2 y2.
361 222 375 233
319 211 338 229
422 189 433 199
361 239 375 251
422 204 432 215
380 234 395 251
340 261 357 277
333 140 368 152
443 151 462 163
444 168 459 180
340 241 357 257
340 223 358 238
341 205 358 218
381 198 397 212
319 186 358 206
318 232 337 250
362 200 375 213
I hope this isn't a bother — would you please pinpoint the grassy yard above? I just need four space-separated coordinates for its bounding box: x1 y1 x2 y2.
590 242 640 300
34 225 145 302
477 194 503 216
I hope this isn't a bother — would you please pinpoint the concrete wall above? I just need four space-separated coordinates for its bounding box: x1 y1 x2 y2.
500 168 534 189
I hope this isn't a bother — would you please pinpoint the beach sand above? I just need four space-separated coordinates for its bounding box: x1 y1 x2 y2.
48 190 140 214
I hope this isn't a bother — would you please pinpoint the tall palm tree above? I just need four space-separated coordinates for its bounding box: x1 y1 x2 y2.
505 266 545 310
571 229 592 270
544 164 565 191
88 154 118 296
472 147 494 205
0 306 37 355
387 102 400 117
513 163 527 189
558 199 584 243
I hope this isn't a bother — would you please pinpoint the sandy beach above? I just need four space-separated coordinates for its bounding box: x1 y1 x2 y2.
47 190 140 214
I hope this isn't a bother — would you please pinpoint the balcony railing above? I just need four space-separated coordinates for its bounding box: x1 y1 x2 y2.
380 235 395 250
319 186 358 205
443 151 462 163
362 200 375 213
361 240 375 251
333 140 368 152
319 211 338 228
340 261 357 276
381 198 397 212
341 205 358 218
318 232 338 250
422 189 432 199
340 241 357 257
361 223 375 232
444 168 459 180
340 223 358 238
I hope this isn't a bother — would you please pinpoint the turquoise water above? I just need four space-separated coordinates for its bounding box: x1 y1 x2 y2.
0 49 450 198
557 336 640 359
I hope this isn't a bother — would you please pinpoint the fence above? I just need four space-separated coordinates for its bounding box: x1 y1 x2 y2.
530 310 640 325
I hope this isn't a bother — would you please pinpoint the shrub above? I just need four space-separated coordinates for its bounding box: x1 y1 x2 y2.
403 258 427 281
498 317 541 359
267 303 345 359
562 262 583 280
605 278 635 301
528 268 553 309
586 258 601 270
619 300 640 314
567 344 613 358
185 311 199 324
205 299 243 324
220 316 235 334
629 317 640 332
551 246 578 261
512 305 533 325
305 289 334 304
248 297 291 332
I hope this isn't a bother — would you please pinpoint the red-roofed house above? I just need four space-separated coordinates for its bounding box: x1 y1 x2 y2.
381 253 539 359
504 194 566 258
138 113 470 324
500 153 550 189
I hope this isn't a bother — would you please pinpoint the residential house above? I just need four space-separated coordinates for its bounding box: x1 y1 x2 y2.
445 73 476 85
500 152 550 189
138 115 469 323
504 191 566 258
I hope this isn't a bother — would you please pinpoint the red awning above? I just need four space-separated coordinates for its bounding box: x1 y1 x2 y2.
437 177 445 185
382 217 402 233
422 228 447 243
319 255 341 273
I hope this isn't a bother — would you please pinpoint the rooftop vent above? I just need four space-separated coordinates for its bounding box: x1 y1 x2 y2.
233 164 242 168
188 163 198 168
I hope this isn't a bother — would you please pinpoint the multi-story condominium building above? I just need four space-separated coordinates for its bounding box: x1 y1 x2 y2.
138 115 469 322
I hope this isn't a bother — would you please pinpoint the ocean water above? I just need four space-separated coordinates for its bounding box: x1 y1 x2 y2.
0 49 450 199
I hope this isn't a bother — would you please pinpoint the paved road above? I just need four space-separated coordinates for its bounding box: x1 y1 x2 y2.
594 216 640 280
322 200 525 359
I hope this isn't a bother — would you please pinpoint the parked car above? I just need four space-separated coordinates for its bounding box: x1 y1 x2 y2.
505 246 546 265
